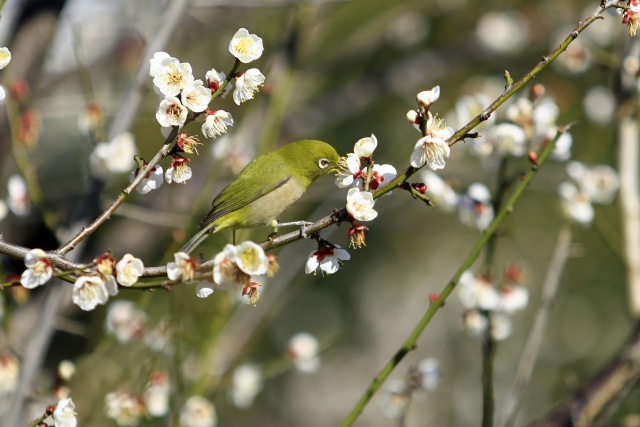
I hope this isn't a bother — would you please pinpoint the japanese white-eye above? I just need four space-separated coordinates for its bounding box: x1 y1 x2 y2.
180 140 340 254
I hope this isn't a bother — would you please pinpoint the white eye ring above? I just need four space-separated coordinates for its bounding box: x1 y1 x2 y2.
318 158 330 169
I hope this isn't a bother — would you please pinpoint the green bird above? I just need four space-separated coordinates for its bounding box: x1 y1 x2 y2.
180 140 341 254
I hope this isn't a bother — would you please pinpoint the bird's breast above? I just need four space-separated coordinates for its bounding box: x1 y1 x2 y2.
243 179 307 227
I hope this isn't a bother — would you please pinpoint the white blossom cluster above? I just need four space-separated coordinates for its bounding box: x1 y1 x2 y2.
458 268 529 341
104 374 177 427
129 28 265 194
168 240 276 305
19 249 145 312
376 357 442 420
455 86 572 169
558 160 620 225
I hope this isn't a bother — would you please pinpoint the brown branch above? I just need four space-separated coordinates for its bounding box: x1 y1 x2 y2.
528 320 640 427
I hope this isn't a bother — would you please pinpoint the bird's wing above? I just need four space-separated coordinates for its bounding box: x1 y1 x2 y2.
198 173 292 230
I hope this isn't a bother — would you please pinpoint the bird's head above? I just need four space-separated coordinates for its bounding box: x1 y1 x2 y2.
282 140 341 185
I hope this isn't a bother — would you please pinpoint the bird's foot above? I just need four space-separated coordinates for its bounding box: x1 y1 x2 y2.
275 220 314 238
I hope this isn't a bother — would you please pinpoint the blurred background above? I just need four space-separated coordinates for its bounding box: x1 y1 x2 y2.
0 0 634 426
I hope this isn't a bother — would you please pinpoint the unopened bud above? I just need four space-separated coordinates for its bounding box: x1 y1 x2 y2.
429 293 445 307
406 110 420 124
9 79 28 100
528 151 538 167
530 84 545 100
417 86 440 108
412 183 428 194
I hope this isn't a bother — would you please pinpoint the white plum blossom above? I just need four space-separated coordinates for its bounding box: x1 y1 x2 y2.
335 153 362 188
57 360 76 381
229 364 263 409
229 28 264 63
176 132 202 154
72 276 110 311
369 163 397 191
305 245 351 275
376 379 410 420
421 171 458 212
0 47 11 69
499 285 530 314
458 183 494 231
533 98 560 136
410 115 453 170
505 97 534 128
416 358 441 391
624 1 640 35
455 93 496 146
105 390 145 427
130 164 163 194
463 309 489 339
165 157 192 184
550 130 573 161
205 68 232 97
235 241 268 276
143 371 170 417
558 182 595 225
202 110 234 139
583 86 616 124
149 52 194 97
167 252 197 282
507 95 568 158
558 161 619 225
417 85 440 108
213 244 245 290
458 270 501 311
156 96 188 127
0 86 5 102
180 395 217 427
354 134 377 158
567 161 619 205
0 354 19 395
116 254 144 287
488 123 527 156
196 282 215 298
287 332 320 373
7 174 30 216
94 254 119 297
52 398 77 427
181 80 212 113
346 187 378 221
20 248 53 289
233 68 265 105
476 11 529 54
490 313 513 341
90 133 137 177
336 154 396 191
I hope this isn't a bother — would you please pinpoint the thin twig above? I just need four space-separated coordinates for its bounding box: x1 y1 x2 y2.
500 225 573 427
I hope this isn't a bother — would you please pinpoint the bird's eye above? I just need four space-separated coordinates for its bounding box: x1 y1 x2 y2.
318 158 330 169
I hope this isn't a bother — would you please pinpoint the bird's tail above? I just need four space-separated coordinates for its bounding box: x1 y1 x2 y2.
179 227 213 254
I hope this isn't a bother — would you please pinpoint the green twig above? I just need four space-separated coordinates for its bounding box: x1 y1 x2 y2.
372 1 615 200
483 321 497 427
340 129 562 427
